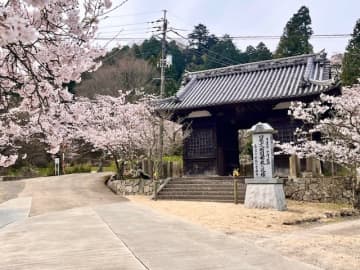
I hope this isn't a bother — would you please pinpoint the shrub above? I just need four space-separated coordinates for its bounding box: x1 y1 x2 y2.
65 164 92 174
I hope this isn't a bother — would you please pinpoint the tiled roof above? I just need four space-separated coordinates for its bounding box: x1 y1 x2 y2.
159 52 337 110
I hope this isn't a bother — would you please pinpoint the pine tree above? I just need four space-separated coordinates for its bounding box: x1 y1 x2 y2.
342 19 360 86
255 42 273 61
188 24 211 51
245 43 273 62
204 35 243 69
245 45 257 62
275 6 313 58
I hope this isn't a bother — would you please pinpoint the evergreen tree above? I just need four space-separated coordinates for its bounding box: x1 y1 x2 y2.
204 35 243 69
254 42 273 61
165 41 187 96
187 24 215 68
275 6 313 58
188 24 211 51
342 19 360 86
138 37 161 66
245 45 257 62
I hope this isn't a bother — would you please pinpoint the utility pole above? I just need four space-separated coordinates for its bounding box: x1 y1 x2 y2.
158 9 167 178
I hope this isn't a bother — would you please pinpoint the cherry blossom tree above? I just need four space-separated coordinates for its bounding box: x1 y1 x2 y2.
280 86 360 207
0 0 113 167
71 93 151 178
64 92 186 179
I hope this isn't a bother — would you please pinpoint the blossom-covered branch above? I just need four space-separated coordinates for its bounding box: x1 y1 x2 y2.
280 86 360 167
0 0 113 167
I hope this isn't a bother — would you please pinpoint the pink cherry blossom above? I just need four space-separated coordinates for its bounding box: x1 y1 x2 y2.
0 0 112 167
279 85 360 168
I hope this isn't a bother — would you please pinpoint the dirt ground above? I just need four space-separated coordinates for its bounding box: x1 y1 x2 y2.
128 196 360 270
128 196 352 232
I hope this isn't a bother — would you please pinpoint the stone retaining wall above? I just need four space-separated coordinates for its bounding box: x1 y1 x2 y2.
107 178 154 196
284 177 353 204
106 176 355 204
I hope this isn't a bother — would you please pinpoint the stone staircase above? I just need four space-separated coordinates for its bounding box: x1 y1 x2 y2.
156 176 246 203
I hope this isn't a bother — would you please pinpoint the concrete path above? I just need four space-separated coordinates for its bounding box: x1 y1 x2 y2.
0 173 127 216
0 174 321 269
0 206 146 270
0 201 319 270
0 197 31 228
95 202 320 270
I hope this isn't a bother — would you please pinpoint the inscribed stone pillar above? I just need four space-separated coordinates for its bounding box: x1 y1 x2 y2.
244 122 287 211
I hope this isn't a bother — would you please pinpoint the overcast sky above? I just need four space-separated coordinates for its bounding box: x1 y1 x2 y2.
97 0 360 56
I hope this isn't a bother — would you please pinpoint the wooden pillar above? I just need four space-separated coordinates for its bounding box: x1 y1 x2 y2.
312 158 322 177
305 157 322 177
289 155 299 178
150 160 154 178
306 157 313 173
168 162 173 178
142 159 148 175
162 162 168 178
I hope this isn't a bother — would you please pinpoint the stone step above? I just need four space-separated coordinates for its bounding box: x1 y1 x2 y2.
157 177 246 203
159 191 237 196
161 187 240 192
174 176 241 181
164 184 242 189
157 194 244 202
168 180 238 185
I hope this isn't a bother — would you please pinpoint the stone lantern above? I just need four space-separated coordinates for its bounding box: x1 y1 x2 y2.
244 122 287 211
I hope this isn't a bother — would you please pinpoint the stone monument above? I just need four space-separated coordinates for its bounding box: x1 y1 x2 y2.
244 122 287 211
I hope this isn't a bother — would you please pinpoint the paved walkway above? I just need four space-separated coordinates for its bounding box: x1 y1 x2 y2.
95 202 320 270
0 201 319 270
0 174 322 269
0 173 127 216
0 197 31 228
0 206 146 270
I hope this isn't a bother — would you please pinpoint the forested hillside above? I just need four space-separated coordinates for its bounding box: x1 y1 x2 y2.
75 6 316 98
75 24 274 98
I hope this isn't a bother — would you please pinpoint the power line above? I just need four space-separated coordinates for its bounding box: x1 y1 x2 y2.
100 0 130 17
99 43 163 64
97 26 159 34
228 34 352 40
97 30 159 36
169 29 239 65
166 36 234 67
94 37 155 40
106 10 161 18
94 34 353 41
100 19 162 29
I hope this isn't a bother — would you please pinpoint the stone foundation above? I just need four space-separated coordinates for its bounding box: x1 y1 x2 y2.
244 179 287 211
107 178 154 195
284 177 353 204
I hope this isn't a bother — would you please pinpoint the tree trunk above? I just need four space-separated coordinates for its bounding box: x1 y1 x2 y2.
351 166 360 209
354 188 360 209
97 157 104 172
114 157 125 180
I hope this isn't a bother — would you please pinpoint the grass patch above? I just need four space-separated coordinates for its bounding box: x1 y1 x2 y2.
163 155 182 163
64 164 92 174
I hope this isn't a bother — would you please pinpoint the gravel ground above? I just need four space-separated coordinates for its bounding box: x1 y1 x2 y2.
128 196 360 270
128 196 351 233
256 219 360 270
